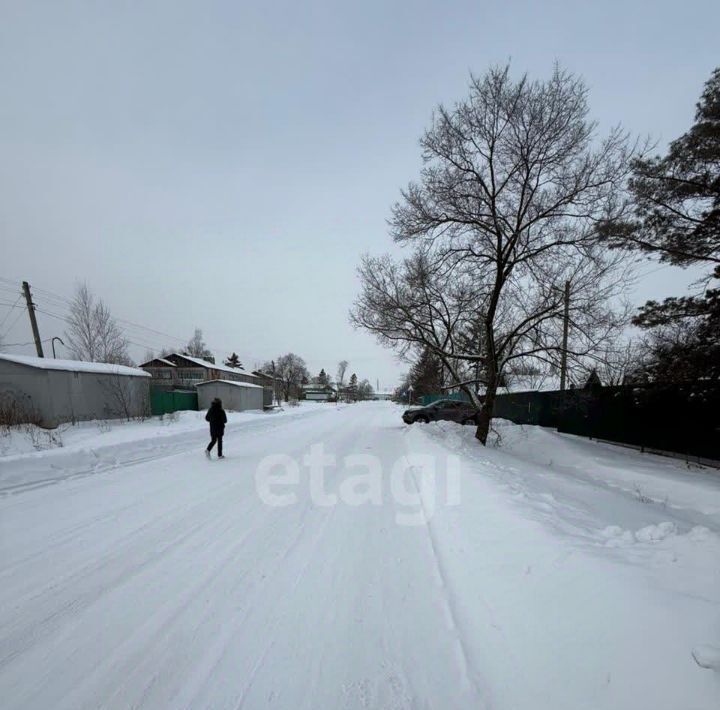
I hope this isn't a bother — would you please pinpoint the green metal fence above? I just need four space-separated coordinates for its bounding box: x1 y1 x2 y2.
419 384 720 460
150 388 199 416
492 384 720 461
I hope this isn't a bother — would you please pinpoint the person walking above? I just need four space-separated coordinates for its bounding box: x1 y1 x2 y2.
205 397 227 459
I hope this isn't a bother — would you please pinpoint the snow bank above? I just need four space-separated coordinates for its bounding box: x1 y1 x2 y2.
419 418 720 525
0 403 326 494
403 413 720 708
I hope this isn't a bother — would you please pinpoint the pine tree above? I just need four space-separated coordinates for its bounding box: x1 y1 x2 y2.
604 68 720 382
317 368 328 385
409 348 443 397
224 352 242 369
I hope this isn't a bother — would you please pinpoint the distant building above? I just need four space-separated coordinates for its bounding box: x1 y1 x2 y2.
0 353 151 428
302 383 336 402
373 392 394 401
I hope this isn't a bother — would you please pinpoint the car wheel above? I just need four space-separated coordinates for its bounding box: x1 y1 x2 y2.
462 417 476 426
415 415 429 424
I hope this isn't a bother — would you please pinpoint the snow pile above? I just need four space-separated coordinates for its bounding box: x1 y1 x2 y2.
423 418 720 520
405 413 720 707
0 403 327 494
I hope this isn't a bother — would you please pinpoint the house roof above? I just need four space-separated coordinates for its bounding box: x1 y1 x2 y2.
140 357 177 368
0 353 150 378
162 353 249 377
303 382 335 390
252 370 282 382
196 379 264 390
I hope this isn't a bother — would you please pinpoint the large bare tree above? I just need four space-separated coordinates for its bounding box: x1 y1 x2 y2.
353 65 638 443
336 360 349 399
262 353 309 402
65 283 131 365
185 328 213 361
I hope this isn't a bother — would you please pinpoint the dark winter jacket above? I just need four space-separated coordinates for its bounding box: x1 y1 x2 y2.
205 402 227 436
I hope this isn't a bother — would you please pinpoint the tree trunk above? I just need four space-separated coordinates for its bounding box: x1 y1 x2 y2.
475 384 497 444
475 337 497 444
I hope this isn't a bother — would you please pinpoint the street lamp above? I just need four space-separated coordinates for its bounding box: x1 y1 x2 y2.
51 336 65 358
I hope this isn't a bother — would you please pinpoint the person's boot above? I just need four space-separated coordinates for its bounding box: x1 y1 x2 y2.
205 449 211 458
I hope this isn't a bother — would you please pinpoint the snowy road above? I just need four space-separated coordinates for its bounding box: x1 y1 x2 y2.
1 403 718 709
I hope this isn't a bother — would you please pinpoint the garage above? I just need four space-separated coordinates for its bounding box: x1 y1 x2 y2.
195 379 264 412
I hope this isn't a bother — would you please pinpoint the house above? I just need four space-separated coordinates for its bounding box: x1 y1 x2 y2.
302 383 336 402
196 380 265 412
0 353 151 428
141 353 265 389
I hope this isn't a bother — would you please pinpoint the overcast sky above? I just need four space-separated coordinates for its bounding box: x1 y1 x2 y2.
0 0 717 388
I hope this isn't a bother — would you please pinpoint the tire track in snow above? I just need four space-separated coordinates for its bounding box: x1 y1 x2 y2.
0 476 253 673
52 500 280 710
400 443 493 709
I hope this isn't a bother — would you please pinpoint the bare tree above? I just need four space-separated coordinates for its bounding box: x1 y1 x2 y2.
100 375 150 422
353 65 638 443
185 328 213 361
356 379 374 401
263 353 309 402
336 360 349 401
65 283 131 365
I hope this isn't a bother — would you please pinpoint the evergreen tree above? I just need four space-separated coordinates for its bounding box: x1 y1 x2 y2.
224 352 242 369
317 368 328 385
409 348 443 397
604 68 720 382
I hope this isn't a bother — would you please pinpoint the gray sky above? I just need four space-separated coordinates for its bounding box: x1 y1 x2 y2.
1 0 717 387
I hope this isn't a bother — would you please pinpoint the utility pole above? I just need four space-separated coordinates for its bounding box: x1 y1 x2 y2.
559 280 570 391
22 281 44 358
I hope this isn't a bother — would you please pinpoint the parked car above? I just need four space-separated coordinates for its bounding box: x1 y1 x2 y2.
402 399 480 425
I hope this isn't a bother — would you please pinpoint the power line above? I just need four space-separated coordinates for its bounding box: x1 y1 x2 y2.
1 275 271 362
0 337 53 348
0 295 23 330
33 307 180 355
1 308 26 339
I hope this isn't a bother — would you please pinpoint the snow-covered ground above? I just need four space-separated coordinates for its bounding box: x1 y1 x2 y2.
0 402 718 709
0 403 329 493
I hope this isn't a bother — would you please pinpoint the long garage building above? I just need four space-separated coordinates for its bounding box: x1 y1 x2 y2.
0 353 151 428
